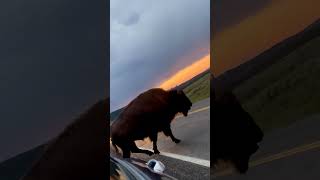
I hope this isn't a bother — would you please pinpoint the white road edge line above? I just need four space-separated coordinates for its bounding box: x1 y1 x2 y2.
140 147 210 168
175 106 210 119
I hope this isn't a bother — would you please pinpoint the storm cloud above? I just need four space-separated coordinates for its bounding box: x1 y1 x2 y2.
111 0 210 111
212 0 272 34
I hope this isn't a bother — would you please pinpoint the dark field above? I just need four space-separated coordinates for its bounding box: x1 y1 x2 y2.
234 36 320 132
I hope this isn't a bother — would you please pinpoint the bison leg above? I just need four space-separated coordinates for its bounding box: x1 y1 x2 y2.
119 143 131 158
115 141 132 158
123 149 131 159
163 126 181 143
129 142 154 156
149 133 160 154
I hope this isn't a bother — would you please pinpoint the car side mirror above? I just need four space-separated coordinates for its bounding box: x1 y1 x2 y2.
146 159 165 173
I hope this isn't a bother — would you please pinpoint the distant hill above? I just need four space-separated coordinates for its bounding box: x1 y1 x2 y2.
183 71 210 103
110 69 210 122
213 19 320 98
0 145 46 180
110 107 124 122
173 69 210 90
234 35 320 132
212 19 320 132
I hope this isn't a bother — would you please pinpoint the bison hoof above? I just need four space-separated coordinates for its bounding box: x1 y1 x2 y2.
154 149 160 154
146 151 154 156
173 139 181 144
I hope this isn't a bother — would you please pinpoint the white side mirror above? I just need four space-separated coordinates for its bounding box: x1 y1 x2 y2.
146 159 165 173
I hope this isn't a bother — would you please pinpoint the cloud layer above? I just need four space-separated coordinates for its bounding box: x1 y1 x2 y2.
212 0 272 33
111 0 210 111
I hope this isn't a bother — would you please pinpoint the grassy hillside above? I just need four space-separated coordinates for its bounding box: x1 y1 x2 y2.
183 72 210 103
174 69 210 90
213 19 320 97
110 107 124 122
234 36 320 132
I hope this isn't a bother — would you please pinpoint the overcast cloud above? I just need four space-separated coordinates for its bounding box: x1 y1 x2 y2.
213 0 272 33
111 0 210 111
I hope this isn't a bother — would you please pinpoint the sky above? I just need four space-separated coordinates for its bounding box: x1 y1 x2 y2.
0 0 107 162
110 0 210 111
159 54 210 90
212 0 320 76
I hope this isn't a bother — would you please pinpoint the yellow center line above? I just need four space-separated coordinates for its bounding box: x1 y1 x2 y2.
250 140 320 166
213 140 320 178
175 106 210 119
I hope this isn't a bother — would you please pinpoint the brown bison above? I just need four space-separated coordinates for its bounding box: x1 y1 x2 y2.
111 88 192 158
211 73 264 174
21 99 109 180
212 90 264 173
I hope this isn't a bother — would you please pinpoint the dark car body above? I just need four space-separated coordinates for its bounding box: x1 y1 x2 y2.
110 155 176 180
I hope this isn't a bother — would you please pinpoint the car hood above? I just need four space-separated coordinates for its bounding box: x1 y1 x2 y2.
110 156 176 180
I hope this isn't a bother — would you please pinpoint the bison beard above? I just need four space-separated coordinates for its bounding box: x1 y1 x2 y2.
111 88 192 158
212 91 263 174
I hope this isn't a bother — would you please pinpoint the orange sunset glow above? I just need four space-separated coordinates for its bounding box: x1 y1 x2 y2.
212 0 320 76
158 54 210 90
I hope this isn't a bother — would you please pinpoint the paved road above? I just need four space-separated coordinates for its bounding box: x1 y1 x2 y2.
213 114 320 179
111 100 320 179
111 98 210 179
138 98 210 160
110 150 210 180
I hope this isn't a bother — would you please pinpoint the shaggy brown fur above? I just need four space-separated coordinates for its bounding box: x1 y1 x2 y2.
21 99 108 180
111 88 192 158
212 88 263 173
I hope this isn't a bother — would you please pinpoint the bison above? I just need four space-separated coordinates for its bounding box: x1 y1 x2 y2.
21 99 109 180
211 72 264 174
212 91 264 173
111 88 192 158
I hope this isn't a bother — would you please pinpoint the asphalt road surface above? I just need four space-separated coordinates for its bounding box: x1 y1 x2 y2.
110 100 320 179
213 114 320 180
138 98 210 160
111 98 210 180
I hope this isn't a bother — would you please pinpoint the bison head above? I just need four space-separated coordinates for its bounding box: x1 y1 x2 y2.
212 92 263 173
169 90 192 116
